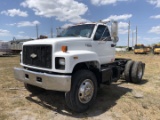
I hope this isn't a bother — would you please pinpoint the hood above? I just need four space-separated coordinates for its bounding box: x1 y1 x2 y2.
23 37 92 45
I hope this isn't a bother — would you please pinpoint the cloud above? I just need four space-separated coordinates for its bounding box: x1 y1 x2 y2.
20 0 88 23
6 23 16 26
17 21 40 27
150 14 160 19
119 22 128 28
61 23 73 29
147 0 160 7
1 9 28 17
139 36 160 44
119 29 128 34
118 22 128 34
90 0 131 6
0 29 11 36
103 14 132 21
149 25 160 34
143 37 160 41
14 34 33 39
7 21 40 27
19 31 25 34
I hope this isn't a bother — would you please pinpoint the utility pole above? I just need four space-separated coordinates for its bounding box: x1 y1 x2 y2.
50 18 53 38
56 27 61 36
36 24 39 39
51 27 53 38
132 30 134 47
136 26 137 45
128 21 130 48
56 27 58 36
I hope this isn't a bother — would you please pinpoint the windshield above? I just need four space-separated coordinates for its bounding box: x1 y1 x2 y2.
58 24 95 38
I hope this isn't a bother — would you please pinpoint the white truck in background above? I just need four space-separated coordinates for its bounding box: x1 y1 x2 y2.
0 41 11 55
14 21 145 112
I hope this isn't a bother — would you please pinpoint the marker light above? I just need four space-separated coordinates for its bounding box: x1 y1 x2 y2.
61 46 68 52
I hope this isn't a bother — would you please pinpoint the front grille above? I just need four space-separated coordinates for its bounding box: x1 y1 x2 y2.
23 45 52 69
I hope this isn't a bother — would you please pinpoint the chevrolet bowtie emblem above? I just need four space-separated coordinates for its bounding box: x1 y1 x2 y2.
30 53 37 58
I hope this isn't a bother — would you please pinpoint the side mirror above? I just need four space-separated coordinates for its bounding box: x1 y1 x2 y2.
111 21 119 43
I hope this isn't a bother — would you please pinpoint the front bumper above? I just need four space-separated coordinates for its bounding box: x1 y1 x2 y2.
14 67 71 92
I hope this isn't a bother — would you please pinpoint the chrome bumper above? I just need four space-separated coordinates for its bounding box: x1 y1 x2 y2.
14 67 71 92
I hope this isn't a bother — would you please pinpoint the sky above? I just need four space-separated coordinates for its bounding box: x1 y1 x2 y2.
0 0 160 46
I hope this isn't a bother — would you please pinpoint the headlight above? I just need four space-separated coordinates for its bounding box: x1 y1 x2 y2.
55 57 65 70
59 58 65 65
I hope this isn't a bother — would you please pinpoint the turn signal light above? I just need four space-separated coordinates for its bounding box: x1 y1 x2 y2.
61 46 68 52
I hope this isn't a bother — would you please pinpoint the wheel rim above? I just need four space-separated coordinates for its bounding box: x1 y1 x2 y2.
138 65 143 79
78 79 94 104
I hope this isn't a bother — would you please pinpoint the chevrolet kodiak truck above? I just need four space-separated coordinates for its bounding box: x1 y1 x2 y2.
14 21 145 112
134 44 147 54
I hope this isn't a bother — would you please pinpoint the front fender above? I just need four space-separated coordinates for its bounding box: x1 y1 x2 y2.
54 50 100 73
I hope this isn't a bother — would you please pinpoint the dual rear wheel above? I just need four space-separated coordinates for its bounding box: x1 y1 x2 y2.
124 60 144 83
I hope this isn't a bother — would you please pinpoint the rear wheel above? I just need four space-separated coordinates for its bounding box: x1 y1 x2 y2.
65 70 97 113
124 60 134 82
131 61 143 83
24 83 45 94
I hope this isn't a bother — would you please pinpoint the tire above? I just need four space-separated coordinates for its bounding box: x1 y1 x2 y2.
131 61 143 84
124 60 134 82
65 70 97 113
24 83 45 94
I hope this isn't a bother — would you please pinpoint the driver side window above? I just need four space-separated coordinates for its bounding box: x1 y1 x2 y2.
94 25 110 41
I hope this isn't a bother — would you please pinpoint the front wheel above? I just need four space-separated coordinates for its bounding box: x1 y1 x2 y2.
65 70 97 112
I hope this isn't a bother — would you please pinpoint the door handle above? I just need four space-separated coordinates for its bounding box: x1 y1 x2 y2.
111 44 115 47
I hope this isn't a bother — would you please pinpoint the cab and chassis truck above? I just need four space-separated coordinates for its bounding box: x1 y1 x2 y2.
14 21 145 112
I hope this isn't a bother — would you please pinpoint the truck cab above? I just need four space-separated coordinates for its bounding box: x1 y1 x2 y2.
59 23 116 64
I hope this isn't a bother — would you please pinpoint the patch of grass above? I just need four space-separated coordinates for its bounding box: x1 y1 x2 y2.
12 100 26 107
0 113 9 120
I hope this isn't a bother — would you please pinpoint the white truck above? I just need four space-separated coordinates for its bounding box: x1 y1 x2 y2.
14 21 145 112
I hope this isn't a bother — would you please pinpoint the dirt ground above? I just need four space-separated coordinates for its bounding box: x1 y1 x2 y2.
0 52 160 120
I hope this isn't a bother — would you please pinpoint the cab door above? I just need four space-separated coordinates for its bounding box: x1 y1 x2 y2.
92 25 115 64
